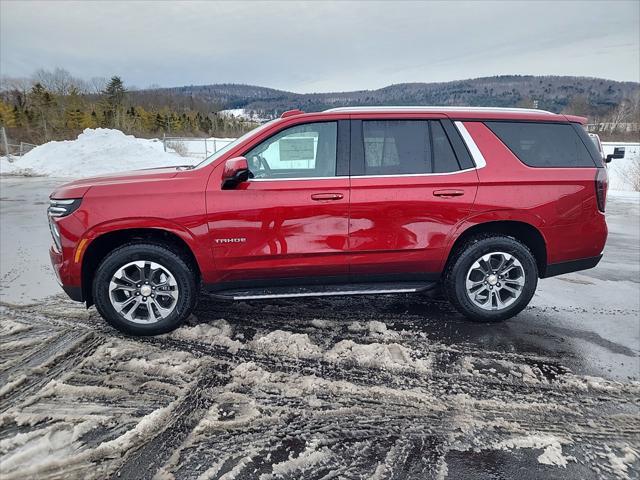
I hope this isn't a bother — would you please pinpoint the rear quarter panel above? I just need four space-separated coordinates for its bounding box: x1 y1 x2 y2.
459 121 607 265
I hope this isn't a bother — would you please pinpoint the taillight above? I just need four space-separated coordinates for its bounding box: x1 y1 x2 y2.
595 168 608 212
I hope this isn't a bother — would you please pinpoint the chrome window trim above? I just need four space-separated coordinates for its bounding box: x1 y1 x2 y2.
247 168 478 182
249 176 344 182
454 121 487 169
247 121 487 182
353 168 477 179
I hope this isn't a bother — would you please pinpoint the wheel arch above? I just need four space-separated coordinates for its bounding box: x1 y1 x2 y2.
445 219 548 277
81 227 202 307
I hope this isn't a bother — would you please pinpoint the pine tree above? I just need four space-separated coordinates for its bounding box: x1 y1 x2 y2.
102 76 127 128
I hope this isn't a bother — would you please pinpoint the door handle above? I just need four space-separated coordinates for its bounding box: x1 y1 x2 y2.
311 193 344 201
433 189 465 198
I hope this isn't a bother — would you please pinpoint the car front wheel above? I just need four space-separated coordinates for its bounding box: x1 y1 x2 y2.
444 235 538 322
93 243 197 335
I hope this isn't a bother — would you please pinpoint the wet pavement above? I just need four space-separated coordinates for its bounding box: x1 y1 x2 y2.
0 177 639 479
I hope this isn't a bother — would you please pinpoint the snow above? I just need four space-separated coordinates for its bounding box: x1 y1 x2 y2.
0 128 237 178
250 330 323 359
169 318 243 354
218 108 272 122
604 141 640 192
491 435 576 467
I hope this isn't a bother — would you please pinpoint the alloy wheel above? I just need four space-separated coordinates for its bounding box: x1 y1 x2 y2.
465 252 525 311
109 260 179 324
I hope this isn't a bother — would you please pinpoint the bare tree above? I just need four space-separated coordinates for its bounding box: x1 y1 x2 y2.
89 77 107 95
32 68 87 96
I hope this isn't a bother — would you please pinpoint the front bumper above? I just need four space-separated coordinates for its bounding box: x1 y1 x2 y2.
50 245 84 302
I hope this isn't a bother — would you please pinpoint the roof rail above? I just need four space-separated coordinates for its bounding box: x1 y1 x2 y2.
281 109 305 118
323 106 554 114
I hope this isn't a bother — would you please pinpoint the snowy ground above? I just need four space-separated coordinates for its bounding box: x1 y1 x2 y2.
0 177 638 479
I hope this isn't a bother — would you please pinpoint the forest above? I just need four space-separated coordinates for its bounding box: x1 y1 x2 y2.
0 69 259 146
1 69 638 148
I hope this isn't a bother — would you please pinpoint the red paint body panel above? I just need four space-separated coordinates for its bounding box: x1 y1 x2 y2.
49 107 608 301
348 170 478 274
206 162 350 282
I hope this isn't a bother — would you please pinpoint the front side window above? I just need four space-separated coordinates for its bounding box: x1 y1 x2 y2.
243 122 337 179
485 121 597 167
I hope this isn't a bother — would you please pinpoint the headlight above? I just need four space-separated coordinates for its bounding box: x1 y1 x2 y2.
48 198 82 218
48 199 82 250
49 216 61 250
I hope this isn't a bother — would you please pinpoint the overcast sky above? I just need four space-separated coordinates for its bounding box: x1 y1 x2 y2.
1 0 638 92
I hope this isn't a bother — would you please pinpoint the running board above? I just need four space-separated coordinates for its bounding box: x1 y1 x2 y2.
211 282 437 301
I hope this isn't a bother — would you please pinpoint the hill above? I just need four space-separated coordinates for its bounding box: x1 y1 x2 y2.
150 75 640 118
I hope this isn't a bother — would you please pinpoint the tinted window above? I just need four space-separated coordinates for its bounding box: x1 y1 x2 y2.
485 121 596 167
431 121 461 172
363 120 430 175
244 122 337 179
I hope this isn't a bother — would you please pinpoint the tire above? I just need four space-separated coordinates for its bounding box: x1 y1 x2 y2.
443 234 538 322
93 243 198 335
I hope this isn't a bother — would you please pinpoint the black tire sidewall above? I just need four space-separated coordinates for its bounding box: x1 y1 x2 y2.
93 243 196 335
447 236 538 322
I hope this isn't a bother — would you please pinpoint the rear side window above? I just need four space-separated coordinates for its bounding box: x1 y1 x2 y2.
431 121 460 173
485 121 596 167
357 120 466 175
363 120 430 175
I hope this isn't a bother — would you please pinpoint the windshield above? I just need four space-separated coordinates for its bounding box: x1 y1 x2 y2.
193 119 279 169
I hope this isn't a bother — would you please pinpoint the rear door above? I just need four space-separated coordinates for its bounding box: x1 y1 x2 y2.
206 120 351 284
348 117 479 278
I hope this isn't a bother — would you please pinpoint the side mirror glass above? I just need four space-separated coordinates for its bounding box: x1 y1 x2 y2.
221 156 250 190
605 146 625 163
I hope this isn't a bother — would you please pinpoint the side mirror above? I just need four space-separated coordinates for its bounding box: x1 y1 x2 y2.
605 147 625 164
221 156 250 190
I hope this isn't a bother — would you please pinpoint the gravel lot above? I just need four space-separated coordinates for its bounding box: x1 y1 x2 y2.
1 177 639 479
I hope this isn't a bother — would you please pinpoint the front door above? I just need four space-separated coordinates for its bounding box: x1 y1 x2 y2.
348 118 479 278
206 120 350 285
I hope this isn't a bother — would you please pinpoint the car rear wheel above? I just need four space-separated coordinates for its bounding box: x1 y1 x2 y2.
444 235 538 322
93 243 197 335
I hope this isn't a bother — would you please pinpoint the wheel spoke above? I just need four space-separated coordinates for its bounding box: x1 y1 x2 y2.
504 276 525 287
501 284 521 296
494 254 507 272
491 290 506 310
151 298 173 318
155 289 178 300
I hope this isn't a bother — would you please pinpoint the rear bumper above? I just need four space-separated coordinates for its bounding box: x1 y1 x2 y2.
542 254 603 278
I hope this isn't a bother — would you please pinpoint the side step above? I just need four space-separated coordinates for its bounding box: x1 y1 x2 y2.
211 282 438 301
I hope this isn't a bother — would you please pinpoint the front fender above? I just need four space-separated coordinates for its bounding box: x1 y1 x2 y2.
74 217 215 284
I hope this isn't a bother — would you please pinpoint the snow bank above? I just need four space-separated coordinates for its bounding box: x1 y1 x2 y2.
0 128 186 178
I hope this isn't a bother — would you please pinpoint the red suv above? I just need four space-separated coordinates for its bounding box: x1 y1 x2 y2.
49 107 608 335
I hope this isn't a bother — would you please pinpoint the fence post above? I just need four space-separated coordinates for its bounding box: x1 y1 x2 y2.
1 126 9 159
163 133 166 152
204 138 208 157
213 138 217 153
